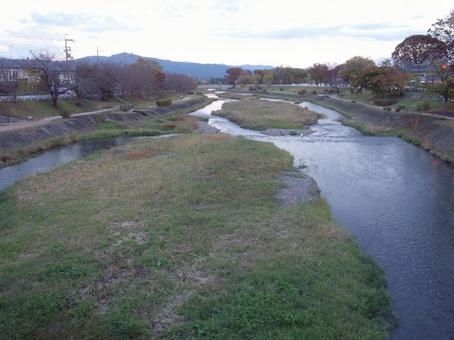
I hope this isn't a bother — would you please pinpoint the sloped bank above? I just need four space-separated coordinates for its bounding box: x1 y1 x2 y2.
0 96 210 166
306 96 454 164
220 90 454 164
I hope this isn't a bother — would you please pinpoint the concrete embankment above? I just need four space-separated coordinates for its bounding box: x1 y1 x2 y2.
0 96 208 150
309 96 454 164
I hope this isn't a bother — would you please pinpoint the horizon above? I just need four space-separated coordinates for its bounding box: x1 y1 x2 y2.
0 1 453 68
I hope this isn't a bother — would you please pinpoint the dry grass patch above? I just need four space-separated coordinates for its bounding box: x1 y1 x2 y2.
216 97 318 130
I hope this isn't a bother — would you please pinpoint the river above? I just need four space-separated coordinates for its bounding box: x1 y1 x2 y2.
192 97 454 339
1 96 453 338
0 137 128 192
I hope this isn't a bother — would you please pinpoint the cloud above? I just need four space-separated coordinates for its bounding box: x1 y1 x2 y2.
29 12 140 33
216 0 243 13
220 21 421 41
6 29 62 41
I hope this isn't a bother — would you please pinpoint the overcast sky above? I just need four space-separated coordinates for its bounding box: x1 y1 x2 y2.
0 0 452 67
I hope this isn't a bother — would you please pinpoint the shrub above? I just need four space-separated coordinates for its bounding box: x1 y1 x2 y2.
383 107 391 111
372 98 398 106
351 100 356 103
120 105 133 112
61 111 71 119
298 89 306 95
156 99 172 107
279 88 284 91
416 102 431 112
311 90 317 95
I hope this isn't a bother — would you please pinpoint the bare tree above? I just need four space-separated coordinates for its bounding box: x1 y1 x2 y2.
163 73 196 93
29 51 72 108
73 63 99 104
428 10 454 65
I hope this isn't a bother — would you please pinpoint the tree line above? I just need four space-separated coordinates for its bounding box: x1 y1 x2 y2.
0 53 197 107
224 10 453 102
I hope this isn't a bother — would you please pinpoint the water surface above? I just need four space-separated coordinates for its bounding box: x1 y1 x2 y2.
0 137 128 192
196 96 454 339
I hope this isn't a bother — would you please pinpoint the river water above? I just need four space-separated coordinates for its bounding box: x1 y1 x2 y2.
192 97 454 339
0 137 128 192
1 97 453 338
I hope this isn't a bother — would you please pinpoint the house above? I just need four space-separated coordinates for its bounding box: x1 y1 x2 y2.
402 62 442 83
0 58 76 93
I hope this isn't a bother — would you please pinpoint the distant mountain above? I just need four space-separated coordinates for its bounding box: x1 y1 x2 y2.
76 53 273 80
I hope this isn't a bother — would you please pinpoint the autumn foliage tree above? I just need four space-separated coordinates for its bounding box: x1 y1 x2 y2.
339 56 375 83
392 35 447 66
163 73 196 93
309 63 330 85
352 66 408 98
225 67 243 86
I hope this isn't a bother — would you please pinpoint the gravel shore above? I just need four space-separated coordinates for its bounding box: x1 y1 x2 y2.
277 170 320 207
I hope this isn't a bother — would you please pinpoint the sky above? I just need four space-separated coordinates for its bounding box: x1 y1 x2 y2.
0 0 452 68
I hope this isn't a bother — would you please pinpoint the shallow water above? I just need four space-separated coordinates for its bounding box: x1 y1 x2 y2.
195 96 454 339
1 97 453 338
0 137 128 192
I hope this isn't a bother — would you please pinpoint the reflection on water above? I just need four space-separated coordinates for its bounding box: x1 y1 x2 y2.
196 96 454 340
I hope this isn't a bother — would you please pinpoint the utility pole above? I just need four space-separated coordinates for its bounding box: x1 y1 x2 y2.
64 34 75 61
96 46 102 64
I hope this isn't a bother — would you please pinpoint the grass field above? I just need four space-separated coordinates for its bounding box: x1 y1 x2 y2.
229 85 452 114
0 133 389 338
0 99 119 120
0 97 210 168
216 98 318 130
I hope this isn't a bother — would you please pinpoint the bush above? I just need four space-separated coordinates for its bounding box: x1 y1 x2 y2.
298 89 306 95
279 88 284 91
351 100 356 103
416 102 431 112
395 105 406 112
120 105 133 112
372 98 398 106
311 90 317 95
383 107 391 111
156 99 172 107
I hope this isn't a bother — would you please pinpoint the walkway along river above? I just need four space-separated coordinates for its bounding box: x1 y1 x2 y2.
191 97 454 339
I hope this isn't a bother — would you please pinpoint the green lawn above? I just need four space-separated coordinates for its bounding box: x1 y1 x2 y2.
0 133 389 338
216 98 318 130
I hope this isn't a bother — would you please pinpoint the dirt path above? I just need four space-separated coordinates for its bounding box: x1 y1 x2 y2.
0 107 119 132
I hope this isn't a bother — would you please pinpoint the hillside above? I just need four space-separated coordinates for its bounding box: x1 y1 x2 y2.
76 53 273 79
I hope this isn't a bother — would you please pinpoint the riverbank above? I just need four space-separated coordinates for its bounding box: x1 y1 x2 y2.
0 96 211 167
219 90 454 164
0 98 119 121
0 132 389 338
306 95 454 164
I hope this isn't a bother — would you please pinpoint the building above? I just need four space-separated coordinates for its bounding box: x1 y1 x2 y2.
0 58 75 94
